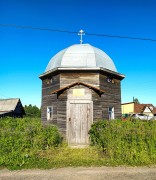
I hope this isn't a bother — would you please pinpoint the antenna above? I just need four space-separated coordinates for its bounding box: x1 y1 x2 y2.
78 30 85 44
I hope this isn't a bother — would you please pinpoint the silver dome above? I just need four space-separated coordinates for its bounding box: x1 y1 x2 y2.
45 44 117 72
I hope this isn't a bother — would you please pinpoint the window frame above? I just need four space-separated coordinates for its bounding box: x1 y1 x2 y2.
108 106 115 120
47 106 53 121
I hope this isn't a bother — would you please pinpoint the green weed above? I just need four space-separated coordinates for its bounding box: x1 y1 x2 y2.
0 117 62 169
89 119 156 166
0 118 156 169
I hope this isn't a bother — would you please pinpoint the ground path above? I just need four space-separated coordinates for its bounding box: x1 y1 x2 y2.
0 166 156 180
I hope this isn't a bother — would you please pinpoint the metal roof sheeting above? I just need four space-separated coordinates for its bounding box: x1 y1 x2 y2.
45 44 117 72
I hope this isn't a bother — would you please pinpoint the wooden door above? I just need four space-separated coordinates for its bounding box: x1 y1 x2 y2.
67 100 93 145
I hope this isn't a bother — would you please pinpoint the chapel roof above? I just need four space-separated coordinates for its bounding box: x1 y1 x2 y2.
45 44 117 73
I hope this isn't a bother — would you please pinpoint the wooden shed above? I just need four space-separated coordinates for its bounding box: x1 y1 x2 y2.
0 98 25 118
39 44 125 146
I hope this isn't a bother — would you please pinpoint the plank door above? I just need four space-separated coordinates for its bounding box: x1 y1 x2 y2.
67 101 93 145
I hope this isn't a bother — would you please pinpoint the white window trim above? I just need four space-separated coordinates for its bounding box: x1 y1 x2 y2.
47 106 53 121
108 107 115 120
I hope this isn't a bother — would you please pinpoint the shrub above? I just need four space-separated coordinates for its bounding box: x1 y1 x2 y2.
0 117 63 169
89 119 156 165
1 118 156 169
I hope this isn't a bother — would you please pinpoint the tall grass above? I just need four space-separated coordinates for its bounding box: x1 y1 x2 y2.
0 117 62 169
89 119 156 165
0 118 156 169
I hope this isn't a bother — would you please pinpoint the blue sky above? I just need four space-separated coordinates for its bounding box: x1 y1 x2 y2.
0 0 156 107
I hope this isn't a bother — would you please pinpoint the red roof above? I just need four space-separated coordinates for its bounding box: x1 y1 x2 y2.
134 104 156 114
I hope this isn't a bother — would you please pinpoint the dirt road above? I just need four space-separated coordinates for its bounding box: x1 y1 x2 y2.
0 167 156 180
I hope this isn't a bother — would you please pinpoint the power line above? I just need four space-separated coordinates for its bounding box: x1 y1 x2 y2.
0 23 156 42
0 23 77 34
86 32 156 42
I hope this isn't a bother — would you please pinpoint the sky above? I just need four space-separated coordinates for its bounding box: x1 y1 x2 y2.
0 0 156 107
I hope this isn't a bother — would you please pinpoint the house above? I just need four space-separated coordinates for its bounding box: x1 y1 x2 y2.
121 102 156 117
39 43 125 146
0 98 25 118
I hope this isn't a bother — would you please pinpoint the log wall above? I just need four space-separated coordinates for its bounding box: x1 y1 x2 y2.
41 70 122 135
99 73 121 119
60 72 99 88
41 73 60 123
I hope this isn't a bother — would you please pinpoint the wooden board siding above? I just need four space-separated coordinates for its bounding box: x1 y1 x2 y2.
0 100 25 118
41 94 57 124
42 74 60 97
99 73 122 119
41 73 60 123
56 85 93 136
60 72 99 88
92 90 102 121
57 90 67 135
41 70 122 139
67 85 93 145
14 101 25 117
67 101 93 145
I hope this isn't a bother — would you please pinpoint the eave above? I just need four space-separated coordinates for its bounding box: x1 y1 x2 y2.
39 67 125 80
50 81 105 95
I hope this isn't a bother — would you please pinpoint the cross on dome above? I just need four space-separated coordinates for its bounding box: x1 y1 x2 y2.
78 30 85 44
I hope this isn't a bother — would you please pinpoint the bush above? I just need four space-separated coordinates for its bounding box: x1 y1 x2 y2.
89 119 156 165
0 117 63 169
24 104 41 117
1 118 156 169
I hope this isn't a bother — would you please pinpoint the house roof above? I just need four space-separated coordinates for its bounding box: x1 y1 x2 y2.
0 98 20 112
51 81 105 95
134 104 156 114
153 108 156 114
121 102 134 105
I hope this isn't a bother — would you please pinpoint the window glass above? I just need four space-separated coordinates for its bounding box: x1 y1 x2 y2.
47 106 53 120
108 107 115 120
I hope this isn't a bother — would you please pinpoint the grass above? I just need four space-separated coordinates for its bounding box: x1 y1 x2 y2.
0 117 62 169
0 117 156 169
89 119 156 166
37 147 105 168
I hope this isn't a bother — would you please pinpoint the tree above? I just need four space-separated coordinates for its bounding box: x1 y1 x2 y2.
133 97 140 104
24 104 41 117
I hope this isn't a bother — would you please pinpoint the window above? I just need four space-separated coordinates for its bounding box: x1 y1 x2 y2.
50 77 53 84
106 77 116 84
108 107 115 120
106 77 112 83
46 77 53 85
47 106 53 120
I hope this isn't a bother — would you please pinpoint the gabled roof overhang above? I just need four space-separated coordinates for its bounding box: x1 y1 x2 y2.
50 81 105 96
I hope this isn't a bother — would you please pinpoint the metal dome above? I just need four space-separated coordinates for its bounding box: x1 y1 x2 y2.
45 44 117 72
